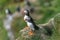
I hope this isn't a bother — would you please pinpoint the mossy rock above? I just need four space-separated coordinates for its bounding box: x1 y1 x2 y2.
54 14 60 34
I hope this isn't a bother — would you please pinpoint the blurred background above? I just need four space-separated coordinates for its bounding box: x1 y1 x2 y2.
0 0 60 40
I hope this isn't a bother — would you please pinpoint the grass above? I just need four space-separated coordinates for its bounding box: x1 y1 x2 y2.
0 0 60 40
11 17 26 38
0 14 8 40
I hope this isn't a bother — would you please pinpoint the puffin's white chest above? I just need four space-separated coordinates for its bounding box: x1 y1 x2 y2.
24 15 30 22
27 22 33 27
24 15 35 30
27 22 35 30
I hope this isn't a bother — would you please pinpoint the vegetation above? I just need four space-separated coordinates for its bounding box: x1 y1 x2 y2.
0 0 60 40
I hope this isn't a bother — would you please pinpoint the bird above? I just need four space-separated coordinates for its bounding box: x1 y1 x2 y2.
5 8 12 15
24 0 34 14
24 9 39 31
5 8 13 21
24 0 31 6
13 6 22 17
4 8 15 40
16 6 21 12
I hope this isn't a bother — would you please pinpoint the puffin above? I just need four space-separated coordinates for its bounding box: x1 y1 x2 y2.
24 0 34 14
13 6 22 17
5 9 12 15
5 8 13 21
16 6 21 12
24 9 39 31
24 0 31 6
4 9 15 40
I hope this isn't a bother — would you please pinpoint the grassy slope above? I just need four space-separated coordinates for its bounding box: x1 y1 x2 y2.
0 13 8 40
0 0 60 40
0 1 25 40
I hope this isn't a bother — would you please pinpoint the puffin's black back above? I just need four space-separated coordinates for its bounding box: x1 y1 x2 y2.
29 16 39 30
25 9 39 30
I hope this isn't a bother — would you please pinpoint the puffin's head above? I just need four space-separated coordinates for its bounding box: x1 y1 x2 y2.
24 9 30 16
25 0 31 6
16 6 21 12
5 9 12 15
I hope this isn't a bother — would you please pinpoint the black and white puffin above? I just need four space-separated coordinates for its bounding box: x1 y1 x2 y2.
24 0 34 14
4 9 15 40
5 8 12 15
16 6 21 12
5 8 13 20
13 6 22 17
24 0 31 6
24 9 39 31
5 9 13 21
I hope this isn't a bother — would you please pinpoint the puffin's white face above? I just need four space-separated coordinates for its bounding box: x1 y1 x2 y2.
5 9 9 14
24 10 28 14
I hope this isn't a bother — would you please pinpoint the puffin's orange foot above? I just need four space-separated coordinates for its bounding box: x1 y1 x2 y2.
28 31 34 36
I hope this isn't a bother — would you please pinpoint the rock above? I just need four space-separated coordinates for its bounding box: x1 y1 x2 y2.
54 14 60 34
16 18 55 40
16 26 50 40
16 14 60 40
